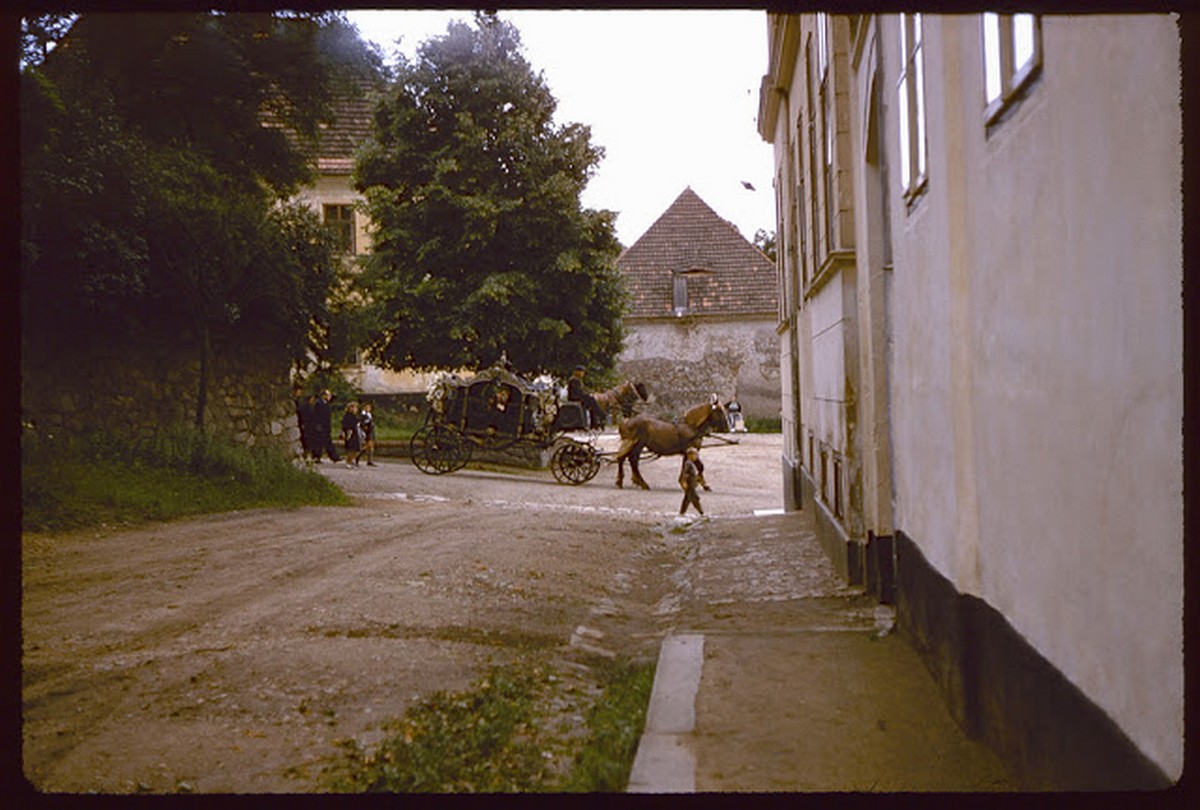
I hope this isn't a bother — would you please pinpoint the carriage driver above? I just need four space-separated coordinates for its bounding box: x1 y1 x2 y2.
567 365 608 429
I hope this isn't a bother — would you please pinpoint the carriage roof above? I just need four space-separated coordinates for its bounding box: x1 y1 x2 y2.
435 366 546 397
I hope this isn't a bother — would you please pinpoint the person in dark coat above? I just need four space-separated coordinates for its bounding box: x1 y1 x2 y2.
309 389 340 463
567 365 606 429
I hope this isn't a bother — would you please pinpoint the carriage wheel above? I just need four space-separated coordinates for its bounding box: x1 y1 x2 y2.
551 439 601 485
410 426 471 475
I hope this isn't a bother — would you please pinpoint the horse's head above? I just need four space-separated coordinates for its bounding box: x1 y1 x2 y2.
683 395 729 435
609 380 650 417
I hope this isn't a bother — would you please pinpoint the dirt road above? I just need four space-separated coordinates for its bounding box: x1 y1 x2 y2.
22 433 784 793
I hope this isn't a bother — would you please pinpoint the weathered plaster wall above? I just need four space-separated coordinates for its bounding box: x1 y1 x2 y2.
885 14 1183 780
293 174 371 252
617 317 780 420
807 280 847 454
966 16 1182 780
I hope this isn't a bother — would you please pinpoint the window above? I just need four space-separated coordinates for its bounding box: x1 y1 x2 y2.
897 13 927 200
673 273 688 316
819 446 829 504
819 13 834 249
982 13 1041 121
816 12 829 78
323 204 356 254
833 455 843 518
796 174 808 288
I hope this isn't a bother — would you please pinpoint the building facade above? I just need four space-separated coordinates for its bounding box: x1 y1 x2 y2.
759 13 1182 788
291 81 443 395
616 187 781 420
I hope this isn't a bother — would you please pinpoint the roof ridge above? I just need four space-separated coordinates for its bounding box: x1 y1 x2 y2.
617 187 778 320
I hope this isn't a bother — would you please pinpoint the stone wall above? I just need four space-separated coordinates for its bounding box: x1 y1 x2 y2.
616 317 781 420
21 338 300 452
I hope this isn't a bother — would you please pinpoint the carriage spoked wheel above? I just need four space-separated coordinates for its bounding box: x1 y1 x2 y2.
410 425 472 475
550 438 601 485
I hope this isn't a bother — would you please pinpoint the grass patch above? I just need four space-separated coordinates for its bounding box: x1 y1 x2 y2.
326 663 556 793
372 408 427 443
744 416 782 434
325 657 655 793
21 424 350 534
558 659 655 792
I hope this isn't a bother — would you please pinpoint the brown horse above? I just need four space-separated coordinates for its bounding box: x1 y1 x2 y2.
593 380 650 423
613 395 728 489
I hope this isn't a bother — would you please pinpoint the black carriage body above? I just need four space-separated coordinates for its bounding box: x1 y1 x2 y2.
413 364 600 484
437 368 542 440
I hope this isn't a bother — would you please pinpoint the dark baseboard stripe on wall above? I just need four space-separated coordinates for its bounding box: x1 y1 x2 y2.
894 531 1173 790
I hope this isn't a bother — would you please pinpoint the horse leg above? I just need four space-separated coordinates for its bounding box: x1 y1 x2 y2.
613 437 637 488
629 445 650 490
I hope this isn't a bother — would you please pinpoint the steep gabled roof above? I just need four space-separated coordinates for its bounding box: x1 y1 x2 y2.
261 74 384 176
311 78 382 175
618 187 777 320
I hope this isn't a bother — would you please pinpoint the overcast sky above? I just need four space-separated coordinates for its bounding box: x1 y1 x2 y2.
346 8 776 248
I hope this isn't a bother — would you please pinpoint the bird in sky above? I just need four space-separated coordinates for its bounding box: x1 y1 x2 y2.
741 181 756 191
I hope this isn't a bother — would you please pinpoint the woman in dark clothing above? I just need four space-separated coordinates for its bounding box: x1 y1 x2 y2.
310 389 340 463
341 401 363 468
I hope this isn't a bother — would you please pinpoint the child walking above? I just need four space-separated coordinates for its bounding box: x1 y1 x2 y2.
679 446 705 516
358 401 376 466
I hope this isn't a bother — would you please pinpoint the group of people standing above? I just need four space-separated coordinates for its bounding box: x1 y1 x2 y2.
293 387 376 468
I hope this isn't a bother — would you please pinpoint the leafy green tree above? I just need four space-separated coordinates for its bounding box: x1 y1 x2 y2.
354 13 626 378
20 12 384 430
753 228 777 263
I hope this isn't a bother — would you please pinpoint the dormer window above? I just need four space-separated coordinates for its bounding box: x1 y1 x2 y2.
673 266 714 316
673 273 689 315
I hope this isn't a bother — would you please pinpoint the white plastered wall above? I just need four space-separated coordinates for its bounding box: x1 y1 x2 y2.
885 14 1183 779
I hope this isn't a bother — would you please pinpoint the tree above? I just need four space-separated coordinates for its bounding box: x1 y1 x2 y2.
354 13 626 378
20 12 384 430
753 228 777 263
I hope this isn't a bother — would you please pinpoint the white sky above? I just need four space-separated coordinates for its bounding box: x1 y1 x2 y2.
346 8 776 248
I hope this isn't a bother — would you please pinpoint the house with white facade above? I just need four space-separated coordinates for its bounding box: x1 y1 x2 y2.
291 78 442 395
758 12 1181 788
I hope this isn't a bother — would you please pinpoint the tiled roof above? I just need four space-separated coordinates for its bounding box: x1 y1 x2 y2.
313 81 381 175
618 187 778 320
263 76 383 176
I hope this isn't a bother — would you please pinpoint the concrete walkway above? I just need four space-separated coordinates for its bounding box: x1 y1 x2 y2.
627 509 1016 793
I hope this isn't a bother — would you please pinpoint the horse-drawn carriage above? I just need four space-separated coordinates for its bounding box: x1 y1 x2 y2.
408 365 606 484
408 361 731 489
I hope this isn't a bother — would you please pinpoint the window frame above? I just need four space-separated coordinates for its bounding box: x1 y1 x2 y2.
896 13 928 203
672 272 689 316
323 203 357 255
981 13 1042 124
818 13 834 251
